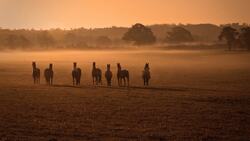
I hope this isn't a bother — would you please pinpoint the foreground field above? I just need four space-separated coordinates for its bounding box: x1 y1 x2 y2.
0 49 250 140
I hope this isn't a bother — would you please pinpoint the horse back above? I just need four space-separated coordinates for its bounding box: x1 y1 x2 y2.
92 68 102 77
119 69 129 78
105 70 112 79
33 68 40 77
143 70 151 79
44 69 53 78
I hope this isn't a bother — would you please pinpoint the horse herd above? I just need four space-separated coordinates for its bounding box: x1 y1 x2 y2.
32 62 151 87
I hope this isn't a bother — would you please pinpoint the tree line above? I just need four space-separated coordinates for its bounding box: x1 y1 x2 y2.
219 26 250 50
0 23 249 49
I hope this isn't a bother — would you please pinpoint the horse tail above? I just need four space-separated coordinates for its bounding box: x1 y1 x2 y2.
78 69 82 85
127 71 130 86
37 69 40 78
99 70 102 84
78 69 82 78
72 70 75 78
37 69 41 84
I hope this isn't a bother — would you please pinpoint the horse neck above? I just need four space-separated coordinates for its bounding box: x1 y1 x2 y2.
117 67 121 72
144 67 149 71
107 67 111 71
32 66 37 71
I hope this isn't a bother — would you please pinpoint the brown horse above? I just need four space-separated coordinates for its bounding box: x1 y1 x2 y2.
92 62 102 85
117 63 129 86
32 62 40 84
105 64 113 86
142 63 151 86
44 64 54 85
72 62 82 86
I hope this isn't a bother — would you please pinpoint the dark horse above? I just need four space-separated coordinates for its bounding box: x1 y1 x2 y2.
72 62 82 86
92 62 102 85
142 63 151 86
117 63 129 86
105 64 113 86
44 64 54 85
32 62 40 84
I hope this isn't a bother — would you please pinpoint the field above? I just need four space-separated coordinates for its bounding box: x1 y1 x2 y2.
0 49 250 141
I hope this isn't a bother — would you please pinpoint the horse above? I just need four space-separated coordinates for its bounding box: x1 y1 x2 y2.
105 64 113 86
44 64 54 85
32 62 40 84
117 63 129 86
142 63 151 86
92 62 102 85
72 62 82 86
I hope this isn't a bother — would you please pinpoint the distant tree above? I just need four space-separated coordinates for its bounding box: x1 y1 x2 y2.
96 36 112 46
64 32 77 47
240 27 250 51
64 32 87 48
37 31 55 47
4 34 30 48
122 23 156 45
219 26 238 50
165 26 193 43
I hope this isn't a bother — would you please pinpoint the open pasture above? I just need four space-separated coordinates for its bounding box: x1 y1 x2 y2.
0 49 250 140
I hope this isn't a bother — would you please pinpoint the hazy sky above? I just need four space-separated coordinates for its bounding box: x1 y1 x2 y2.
0 0 249 29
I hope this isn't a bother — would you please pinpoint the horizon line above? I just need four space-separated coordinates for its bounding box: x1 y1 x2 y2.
0 22 249 30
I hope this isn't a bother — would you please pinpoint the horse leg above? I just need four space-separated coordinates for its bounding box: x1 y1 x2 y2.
109 79 112 86
117 78 120 86
51 77 53 85
127 77 130 87
33 77 36 84
123 78 126 86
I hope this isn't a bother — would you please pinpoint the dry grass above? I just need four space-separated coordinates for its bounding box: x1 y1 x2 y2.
0 49 250 141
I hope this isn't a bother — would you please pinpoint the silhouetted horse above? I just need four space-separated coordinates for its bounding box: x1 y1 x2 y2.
72 62 82 86
142 63 151 86
92 62 102 85
32 62 40 84
105 64 113 86
117 63 129 86
44 64 54 85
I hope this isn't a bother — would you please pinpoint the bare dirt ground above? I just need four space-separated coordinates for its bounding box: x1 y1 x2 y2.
0 49 250 141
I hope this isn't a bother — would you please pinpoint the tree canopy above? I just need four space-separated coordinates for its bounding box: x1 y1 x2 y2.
96 36 112 46
240 27 250 50
165 26 193 43
122 23 156 45
219 26 238 50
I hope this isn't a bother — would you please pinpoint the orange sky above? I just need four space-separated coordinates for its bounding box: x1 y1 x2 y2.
0 0 249 29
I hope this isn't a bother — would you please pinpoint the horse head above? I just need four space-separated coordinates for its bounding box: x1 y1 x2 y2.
107 64 111 70
32 62 36 68
49 64 53 70
73 62 77 69
117 63 121 69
